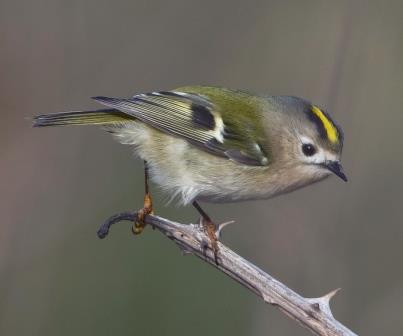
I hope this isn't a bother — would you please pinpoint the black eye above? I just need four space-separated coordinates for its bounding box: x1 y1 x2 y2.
302 143 316 156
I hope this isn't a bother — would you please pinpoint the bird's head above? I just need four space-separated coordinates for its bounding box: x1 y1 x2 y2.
267 96 346 183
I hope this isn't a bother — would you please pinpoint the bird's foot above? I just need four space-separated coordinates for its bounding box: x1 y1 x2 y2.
199 217 235 264
132 192 153 235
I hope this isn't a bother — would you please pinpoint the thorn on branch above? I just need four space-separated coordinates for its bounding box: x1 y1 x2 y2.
216 220 235 239
306 288 341 318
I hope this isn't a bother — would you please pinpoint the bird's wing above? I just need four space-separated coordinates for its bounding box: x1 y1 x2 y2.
93 86 270 166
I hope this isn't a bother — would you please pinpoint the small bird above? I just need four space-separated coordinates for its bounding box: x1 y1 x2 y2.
34 86 346 261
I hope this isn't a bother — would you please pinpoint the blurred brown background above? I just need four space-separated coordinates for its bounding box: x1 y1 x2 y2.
1 0 403 335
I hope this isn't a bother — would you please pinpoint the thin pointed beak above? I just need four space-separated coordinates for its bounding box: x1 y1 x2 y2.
323 161 348 182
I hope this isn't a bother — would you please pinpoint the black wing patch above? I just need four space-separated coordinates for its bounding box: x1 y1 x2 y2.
191 103 215 130
93 91 269 166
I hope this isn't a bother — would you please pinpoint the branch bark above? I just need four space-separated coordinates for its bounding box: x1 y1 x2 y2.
97 212 357 336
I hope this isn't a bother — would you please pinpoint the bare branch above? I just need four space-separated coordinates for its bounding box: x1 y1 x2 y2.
97 212 357 336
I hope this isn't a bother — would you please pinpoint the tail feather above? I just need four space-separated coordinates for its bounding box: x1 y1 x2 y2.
33 108 134 127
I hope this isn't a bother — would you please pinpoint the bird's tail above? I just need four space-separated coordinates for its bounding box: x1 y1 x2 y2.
33 108 134 127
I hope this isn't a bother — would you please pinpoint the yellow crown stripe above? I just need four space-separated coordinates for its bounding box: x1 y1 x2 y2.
311 105 338 143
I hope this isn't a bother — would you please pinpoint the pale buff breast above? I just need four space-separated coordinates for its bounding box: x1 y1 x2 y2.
108 121 330 205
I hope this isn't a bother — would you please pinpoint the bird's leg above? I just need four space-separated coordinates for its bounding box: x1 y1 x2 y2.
132 161 154 235
192 200 220 264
